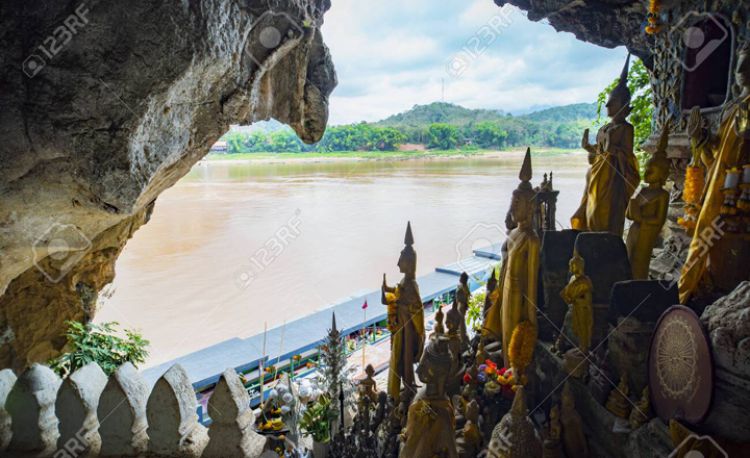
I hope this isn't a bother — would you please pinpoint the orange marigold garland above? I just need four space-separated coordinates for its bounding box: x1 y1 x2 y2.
679 165 705 233
646 0 662 35
508 321 536 385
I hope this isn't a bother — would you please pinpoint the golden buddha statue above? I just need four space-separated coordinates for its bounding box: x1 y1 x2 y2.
561 382 589 458
560 251 594 352
629 387 650 430
487 385 542 458
400 337 458 458
626 124 671 279
680 43 750 302
571 54 640 236
432 305 445 338
382 222 426 402
359 364 378 407
456 400 482 458
543 404 563 458
482 213 515 344
500 148 540 367
483 268 499 319
605 375 631 419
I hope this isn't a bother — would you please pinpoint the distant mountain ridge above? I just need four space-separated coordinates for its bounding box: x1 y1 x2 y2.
374 101 597 127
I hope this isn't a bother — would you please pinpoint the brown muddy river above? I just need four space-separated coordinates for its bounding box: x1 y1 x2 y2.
95 152 589 366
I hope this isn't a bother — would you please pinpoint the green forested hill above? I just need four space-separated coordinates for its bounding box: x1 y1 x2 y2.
220 102 598 153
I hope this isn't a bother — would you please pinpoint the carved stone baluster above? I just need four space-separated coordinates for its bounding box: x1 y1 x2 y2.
56 362 108 456
204 368 266 458
146 364 208 457
6 363 61 457
0 368 18 451
98 362 149 457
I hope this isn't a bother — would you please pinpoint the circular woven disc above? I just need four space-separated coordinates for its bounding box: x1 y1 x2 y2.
648 305 713 424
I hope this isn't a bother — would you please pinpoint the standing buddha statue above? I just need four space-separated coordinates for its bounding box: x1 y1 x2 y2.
680 43 750 302
500 148 540 367
559 251 593 352
626 124 671 279
571 54 640 236
456 272 471 347
400 337 458 458
382 222 426 402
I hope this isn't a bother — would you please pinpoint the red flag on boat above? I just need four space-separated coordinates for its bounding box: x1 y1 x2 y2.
362 299 368 310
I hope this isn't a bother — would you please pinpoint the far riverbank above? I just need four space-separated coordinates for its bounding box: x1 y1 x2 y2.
202 147 584 165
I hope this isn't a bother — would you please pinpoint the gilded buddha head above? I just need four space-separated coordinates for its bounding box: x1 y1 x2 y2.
606 54 632 119
569 250 585 276
510 148 536 227
398 221 417 278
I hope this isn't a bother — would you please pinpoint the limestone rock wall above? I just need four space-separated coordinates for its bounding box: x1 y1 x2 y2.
0 0 336 370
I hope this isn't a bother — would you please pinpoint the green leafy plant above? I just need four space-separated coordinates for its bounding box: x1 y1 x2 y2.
48 321 150 377
299 395 336 443
466 288 485 332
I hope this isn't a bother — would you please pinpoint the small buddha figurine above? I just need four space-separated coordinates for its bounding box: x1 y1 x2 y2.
431 306 445 338
571 54 640 236
445 299 467 396
487 385 542 458
456 272 471 347
400 337 458 458
359 364 378 407
382 222 426 402
559 251 594 352
605 375 631 419
561 382 589 458
482 209 516 344
629 387 651 430
543 404 563 458
500 148 541 367
626 124 670 279
456 400 482 458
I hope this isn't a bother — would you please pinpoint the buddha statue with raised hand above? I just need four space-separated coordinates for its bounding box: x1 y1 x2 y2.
382 221 426 402
400 336 458 458
626 123 670 279
571 54 640 236
560 251 593 352
500 148 540 367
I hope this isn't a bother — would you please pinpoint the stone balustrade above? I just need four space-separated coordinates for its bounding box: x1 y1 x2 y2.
0 363 268 457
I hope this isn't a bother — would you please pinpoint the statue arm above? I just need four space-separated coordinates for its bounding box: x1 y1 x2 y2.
643 191 669 226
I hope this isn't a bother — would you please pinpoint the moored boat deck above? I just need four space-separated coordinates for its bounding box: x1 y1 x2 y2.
142 245 501 389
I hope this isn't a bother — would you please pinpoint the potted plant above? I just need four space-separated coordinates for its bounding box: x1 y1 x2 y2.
300 395 336 458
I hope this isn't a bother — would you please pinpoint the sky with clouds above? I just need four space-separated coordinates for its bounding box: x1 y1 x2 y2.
320 0 630 125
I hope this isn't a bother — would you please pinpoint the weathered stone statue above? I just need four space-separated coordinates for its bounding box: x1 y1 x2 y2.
487 385 542 458
456 400 482 458
382 222 426 402
359 364 378 407
626 124 670 279
680 43 750 302
432 305 445 338
400 337 458 458
500 148 540 367
561 382 589 458
571 54 640 236
560 251 594 352
543 404 563 458
445 299 467 396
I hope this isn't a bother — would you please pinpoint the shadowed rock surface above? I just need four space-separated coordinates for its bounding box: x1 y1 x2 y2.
0 0 336 369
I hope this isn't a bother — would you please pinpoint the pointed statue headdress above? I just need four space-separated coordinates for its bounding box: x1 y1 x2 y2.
610 53 632 106
512 148 535 199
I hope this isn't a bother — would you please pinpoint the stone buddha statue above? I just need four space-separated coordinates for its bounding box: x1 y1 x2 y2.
560 251 593 352
445 299 467 396
400 337 458 458
626 124 670 279
456 399 482 458
487 385 542 458
571 54 640 236
500 148 540 367
456 272 471 347
359 364 378 407
382 222 426 402
432 305 445 338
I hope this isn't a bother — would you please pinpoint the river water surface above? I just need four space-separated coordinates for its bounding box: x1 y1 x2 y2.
96 152 589 366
